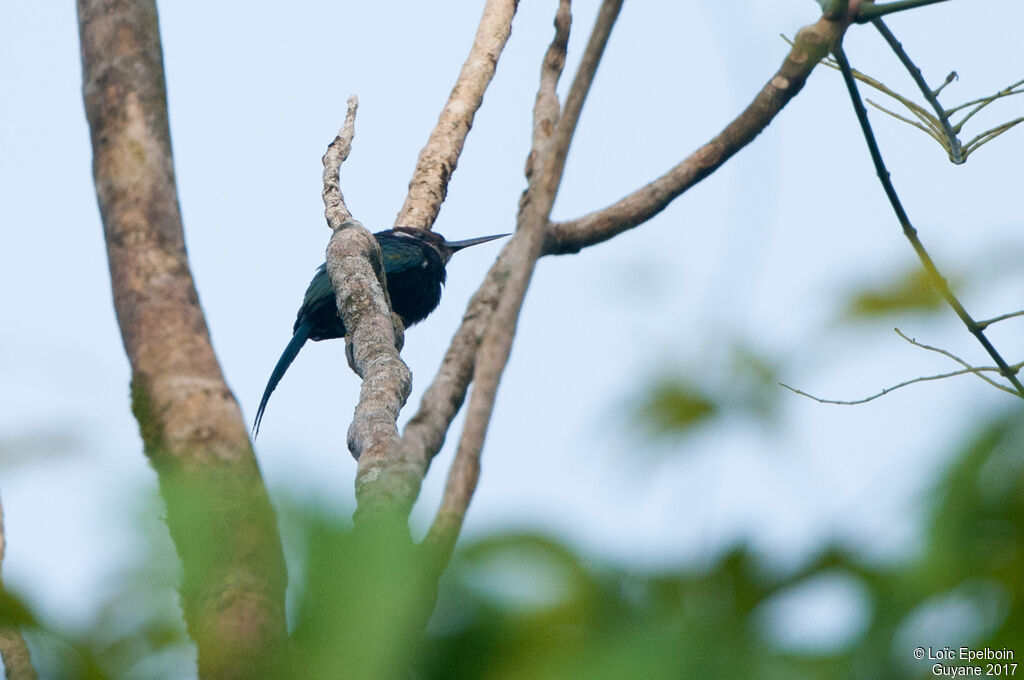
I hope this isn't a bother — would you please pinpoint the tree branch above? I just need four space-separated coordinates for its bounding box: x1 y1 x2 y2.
401 0 625 487
77 1 288 676
323 96 362 230
0 499 38 680
394 0 520 229
871 18 963 162
333 2 520 522
318 101 417 520
894 328 1021 395
832 45 1024 398
543 13 851 255
424 0 578 565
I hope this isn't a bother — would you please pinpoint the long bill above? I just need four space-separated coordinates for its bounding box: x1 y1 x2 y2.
444 233 510 251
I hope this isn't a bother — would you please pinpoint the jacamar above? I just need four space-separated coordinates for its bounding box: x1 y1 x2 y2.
253 227 508 436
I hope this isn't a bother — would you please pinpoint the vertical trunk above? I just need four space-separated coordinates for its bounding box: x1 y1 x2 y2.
76 1 288 677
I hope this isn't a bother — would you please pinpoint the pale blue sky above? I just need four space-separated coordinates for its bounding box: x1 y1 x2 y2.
1 1 1022 647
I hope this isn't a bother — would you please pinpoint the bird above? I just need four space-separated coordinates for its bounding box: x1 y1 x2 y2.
253 227 508 436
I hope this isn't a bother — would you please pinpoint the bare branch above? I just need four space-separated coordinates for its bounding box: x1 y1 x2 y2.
0 499 38 680
945 78 1024 117
832 45 1024 397
394 0 519 229
894 329 1021 396
781 325 1024 405
781 365 1013 405
77 1 288 674
323 96 362 230
396 2 624 499
872 18 963 162
425 0 575 564
544 14 851 255
977 310 1024 331
317 103 418 518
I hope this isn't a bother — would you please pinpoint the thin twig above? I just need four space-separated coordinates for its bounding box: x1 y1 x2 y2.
962 116 1024 156
394 0 519 229
865 97 942 141
782 365 1011 405
945 78 1024 116
832 45 1024 398
977 310 1024 331
872 18 962 162
815 45 1024 161
322 95 362 231
894 328 1021 395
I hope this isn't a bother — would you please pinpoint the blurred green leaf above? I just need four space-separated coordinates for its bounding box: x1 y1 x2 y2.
842 266 951 319
634 378 718 435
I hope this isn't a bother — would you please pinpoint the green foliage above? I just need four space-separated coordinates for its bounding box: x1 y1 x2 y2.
842 266 948 319
630 343 782 440
635 378 718 434
7 410 1024 678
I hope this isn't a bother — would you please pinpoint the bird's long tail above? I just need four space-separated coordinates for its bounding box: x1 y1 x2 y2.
253 319 314 438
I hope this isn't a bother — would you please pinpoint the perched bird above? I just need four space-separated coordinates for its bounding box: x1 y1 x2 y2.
253 227 508 436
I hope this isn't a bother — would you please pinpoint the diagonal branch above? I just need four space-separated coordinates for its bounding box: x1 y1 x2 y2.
77 1 288 675
423 0 584 566
398 0 624 487
543 13 852 255
394 0 519 229
832 45 1024 398
871 18 962 162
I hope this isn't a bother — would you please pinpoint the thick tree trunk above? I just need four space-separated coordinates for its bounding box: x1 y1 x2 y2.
76 1 288 677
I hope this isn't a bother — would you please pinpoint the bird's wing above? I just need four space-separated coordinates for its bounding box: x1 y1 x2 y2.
301 264 334 309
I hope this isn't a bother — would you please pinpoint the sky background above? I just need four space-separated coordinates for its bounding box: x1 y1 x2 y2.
1 0 1022 651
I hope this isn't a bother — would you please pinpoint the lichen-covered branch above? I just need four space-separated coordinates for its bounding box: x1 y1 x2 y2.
77 1 287 677
394 0 520 229
0 499 38 680
543 13 851 255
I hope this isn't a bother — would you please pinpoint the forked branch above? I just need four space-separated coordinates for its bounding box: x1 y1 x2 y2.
832 45 1024 398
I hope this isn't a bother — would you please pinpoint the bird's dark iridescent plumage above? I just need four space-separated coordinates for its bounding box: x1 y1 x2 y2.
253 227 507 436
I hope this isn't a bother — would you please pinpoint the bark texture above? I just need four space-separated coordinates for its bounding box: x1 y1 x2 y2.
0 500 38 680
77 2 287 677
426 0 575 561
394 0 520 229
543 15 848 254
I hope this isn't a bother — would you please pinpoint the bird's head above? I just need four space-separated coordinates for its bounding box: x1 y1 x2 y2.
391 227 509 264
